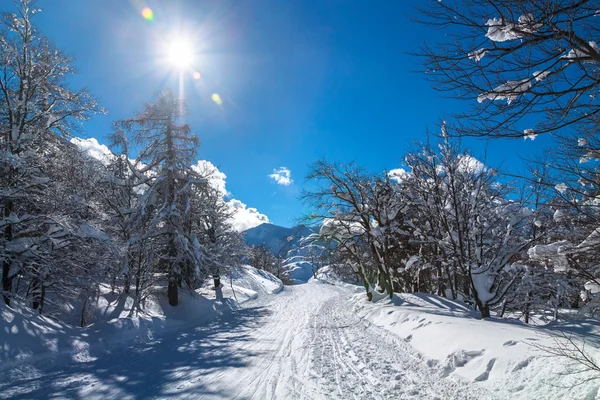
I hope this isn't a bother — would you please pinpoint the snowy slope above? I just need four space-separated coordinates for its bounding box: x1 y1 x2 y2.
352 292 600 400
219 264 284 303
1 265 282 371
282 232 334 283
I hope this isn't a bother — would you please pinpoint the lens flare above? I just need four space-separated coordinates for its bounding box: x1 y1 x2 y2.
141 7 154 21
211 93 222 105
193 71 201 80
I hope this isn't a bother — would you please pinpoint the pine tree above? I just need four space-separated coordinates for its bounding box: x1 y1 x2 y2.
115 90 204 306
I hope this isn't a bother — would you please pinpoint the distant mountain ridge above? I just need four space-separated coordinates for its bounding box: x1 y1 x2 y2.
243 223 322 283
243 223 317 254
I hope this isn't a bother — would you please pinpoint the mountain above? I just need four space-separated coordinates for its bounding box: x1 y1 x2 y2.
243 223 316 254
243 223 324 283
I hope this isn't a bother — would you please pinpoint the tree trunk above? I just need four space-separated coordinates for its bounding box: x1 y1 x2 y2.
475 298 490 319
168 278 178 306
80 297 88 327
39 284 46 315
32 275 41 310
356 267 372 301
2 199 14 306
123 274 130 294
2 260 12 306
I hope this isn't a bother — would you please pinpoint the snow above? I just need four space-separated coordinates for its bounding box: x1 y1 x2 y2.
477 78 532 105
577 228 600 251
563 41 600 61
0 265 281 370
485 14 541 42
471 269 495 303
0 283 491 399
533 70 550 82
553 208 566 222
457 154 486 174
352 292 600 400
585 281 600 294
5 280 599 399
2 279 600 399
555 183 568 193
223 265 284 302
468 48 487 62
523 129 537 141
320 217 365 238
405 255 420 270
528 240 572 272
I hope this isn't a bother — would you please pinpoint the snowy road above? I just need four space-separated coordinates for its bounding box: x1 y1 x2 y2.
1 282 493 399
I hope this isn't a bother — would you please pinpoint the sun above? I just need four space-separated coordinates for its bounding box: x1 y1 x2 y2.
167 39 194 69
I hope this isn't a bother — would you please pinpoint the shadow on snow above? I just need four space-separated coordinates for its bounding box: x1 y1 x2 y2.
2 305 272 400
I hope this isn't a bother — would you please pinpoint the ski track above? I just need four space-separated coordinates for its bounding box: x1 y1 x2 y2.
0 283 494 399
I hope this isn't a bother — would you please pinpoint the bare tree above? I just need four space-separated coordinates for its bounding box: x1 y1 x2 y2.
303 161 411 299
413 0 600 139
404 136 535 317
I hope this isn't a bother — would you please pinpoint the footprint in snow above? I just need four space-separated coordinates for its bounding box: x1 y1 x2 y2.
512 356 534 372
474 358 496 382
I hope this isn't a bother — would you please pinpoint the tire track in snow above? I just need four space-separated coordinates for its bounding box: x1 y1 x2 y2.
309 295 496 400
0 282 494 399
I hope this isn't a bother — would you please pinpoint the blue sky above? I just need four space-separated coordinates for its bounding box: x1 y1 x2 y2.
34 0 546 228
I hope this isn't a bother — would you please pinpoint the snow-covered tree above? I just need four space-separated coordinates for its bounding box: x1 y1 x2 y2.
405 138 535 318
304 161 412 300
187 179 247 289
0 0 102 308
114 90 205 306
249 245 276 272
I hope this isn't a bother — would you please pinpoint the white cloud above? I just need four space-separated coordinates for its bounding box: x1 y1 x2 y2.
227 199 269 232
191 160 228 196
193 160 269 231
388 168 411 183
70 137 114 165
268 167 293 186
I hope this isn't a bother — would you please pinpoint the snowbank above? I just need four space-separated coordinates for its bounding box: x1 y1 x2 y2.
1 265 283 370
351 292 600 400
0 289 236 370
220 265 284 302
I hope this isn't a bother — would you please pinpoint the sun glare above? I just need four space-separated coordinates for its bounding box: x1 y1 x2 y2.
167 39 194 69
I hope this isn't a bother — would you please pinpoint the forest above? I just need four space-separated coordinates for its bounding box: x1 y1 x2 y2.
0 0 599 380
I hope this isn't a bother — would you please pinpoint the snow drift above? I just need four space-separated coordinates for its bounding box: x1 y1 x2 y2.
1 265 283 370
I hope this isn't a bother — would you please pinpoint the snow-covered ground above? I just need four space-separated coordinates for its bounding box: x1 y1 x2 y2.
219 265 284 303
2 275 599 399
0 266 281 371
352 292 600 400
